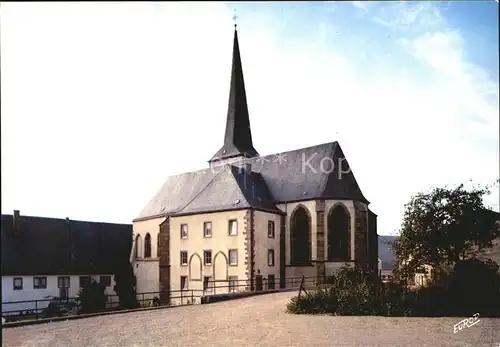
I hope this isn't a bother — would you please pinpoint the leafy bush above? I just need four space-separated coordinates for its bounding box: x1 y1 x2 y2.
446 258 500 317
42 297 78 318
286 286 336 315
379 282 416 316
286 260 500 317
286 265 379 315
153 297 161 307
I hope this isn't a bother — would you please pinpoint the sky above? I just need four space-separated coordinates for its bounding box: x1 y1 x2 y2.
1 2 499 235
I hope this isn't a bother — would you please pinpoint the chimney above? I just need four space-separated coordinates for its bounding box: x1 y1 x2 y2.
13 210 20 232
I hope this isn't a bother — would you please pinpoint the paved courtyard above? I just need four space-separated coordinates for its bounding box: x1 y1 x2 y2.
3 291 499 347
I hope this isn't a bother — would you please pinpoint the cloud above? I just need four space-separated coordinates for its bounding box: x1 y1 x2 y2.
373 2 443 32
399 30 498 150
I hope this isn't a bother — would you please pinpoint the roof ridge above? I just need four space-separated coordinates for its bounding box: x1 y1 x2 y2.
0 214 131 226
247 141 339 161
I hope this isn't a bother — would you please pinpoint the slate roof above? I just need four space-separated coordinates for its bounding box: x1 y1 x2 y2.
173 165 281 216
136 141 368 221
1 214 132 276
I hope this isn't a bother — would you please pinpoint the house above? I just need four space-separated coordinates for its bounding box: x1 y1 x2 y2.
380 270 394 283
1 210 132 316
132 26 379 304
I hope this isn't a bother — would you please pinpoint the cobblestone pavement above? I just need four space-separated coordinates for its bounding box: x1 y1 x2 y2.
3 291 499 347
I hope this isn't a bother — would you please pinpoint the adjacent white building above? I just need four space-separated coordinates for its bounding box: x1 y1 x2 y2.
1 211 132 316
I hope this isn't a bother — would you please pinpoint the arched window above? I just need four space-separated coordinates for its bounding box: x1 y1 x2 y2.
290 206 311 265
135 234 142 259
144 233 152 258
327 205 350 261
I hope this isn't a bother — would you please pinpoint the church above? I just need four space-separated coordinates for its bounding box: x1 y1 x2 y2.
131 26 379 300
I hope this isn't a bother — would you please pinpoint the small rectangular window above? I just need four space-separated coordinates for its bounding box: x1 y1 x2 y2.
268 221 275 238
203 276 212 292
58 276 70 288
33 276 47 289
203 222 212 238
228 220 238 236
180 276 188 290
180 224 188 239
228 249 238 266
79 276 91 288
100 276 111 287
228 276 238 293
204 250 212 265
268 249 275 266
180 251 188 266
13 277 23 290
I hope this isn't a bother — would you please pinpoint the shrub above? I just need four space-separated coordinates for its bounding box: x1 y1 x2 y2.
153 297 161 307
286 265 379 315
287 259 500 317
42 297 78 318
378 282 416 316
446 258 500 317
286 286 337 315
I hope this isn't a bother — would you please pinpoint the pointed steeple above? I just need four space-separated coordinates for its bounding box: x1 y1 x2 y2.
209 26 259 166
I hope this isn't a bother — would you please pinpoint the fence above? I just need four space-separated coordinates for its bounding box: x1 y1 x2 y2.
2 276 324 323
205 275 318 294
1 288 204 323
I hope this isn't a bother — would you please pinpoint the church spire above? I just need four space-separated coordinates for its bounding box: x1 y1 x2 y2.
209 24 259 166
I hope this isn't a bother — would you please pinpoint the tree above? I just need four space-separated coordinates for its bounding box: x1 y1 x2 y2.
393 182 500 283
113 263 139 309
78 280 107 314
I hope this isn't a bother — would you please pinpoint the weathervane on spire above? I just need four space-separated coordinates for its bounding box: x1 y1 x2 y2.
232 9 238 29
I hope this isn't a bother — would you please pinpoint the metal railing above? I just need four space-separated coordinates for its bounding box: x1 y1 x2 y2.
1 276 322 323
1 288 204 323
203 276 320 296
